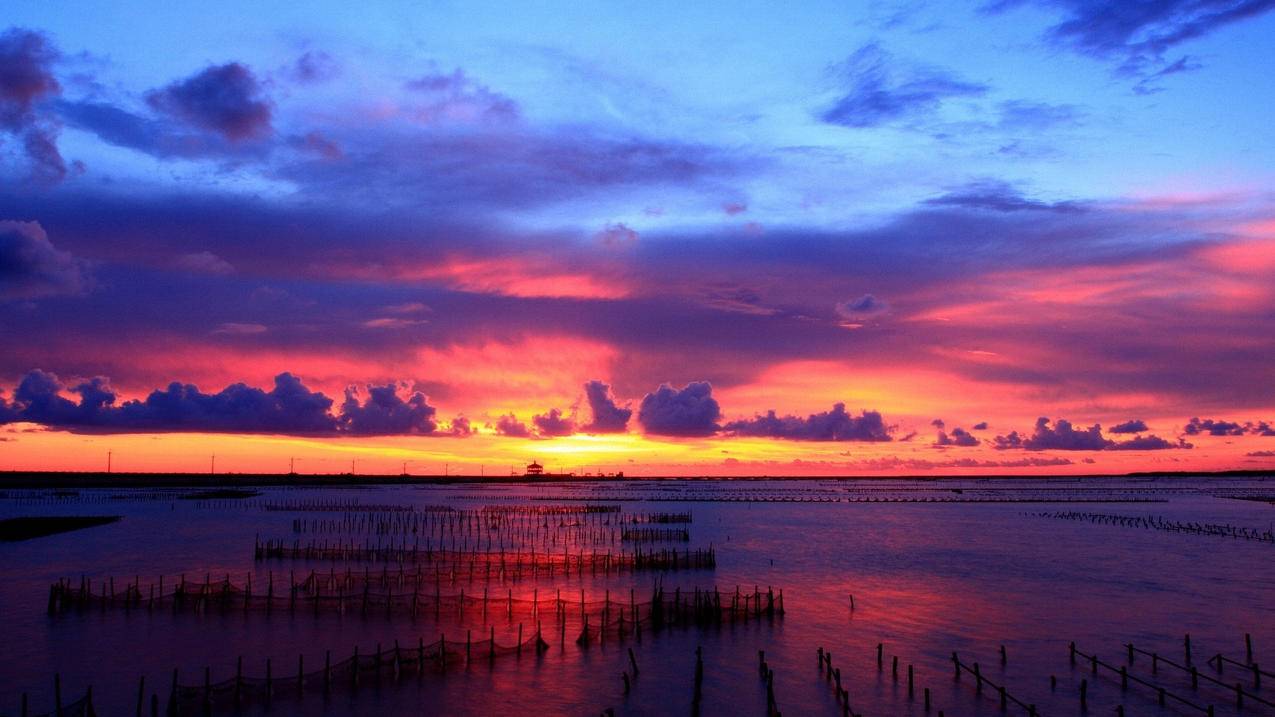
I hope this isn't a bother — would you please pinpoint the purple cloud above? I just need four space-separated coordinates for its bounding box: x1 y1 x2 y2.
972 422 989 430
0 220 86 299
724 403 892 441
146 63 272 141
638 382 721 437
1109 419 1148 434
1184 417 1247 436
495 413 530 437
995 417 1191 451
532 407 576 437
936 427 980 447
987 0 1275 78
821 43 987 128
1110 434 1191 450
0 28 66 182
582 380 631 433
403 67 518 124
836 294 889 320
2 370 336 434
339 383 437 435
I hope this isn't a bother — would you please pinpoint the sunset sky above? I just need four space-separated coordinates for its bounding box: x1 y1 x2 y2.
3 1 1275 475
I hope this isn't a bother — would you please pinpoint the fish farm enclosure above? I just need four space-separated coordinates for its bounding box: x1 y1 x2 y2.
1 476 1272 716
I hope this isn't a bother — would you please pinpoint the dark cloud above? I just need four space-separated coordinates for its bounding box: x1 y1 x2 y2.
582 380 631 433
972 422 988 430
1133 55 1204 94
1109 419 1148 434
445 416 474 436
1247 450 1275 457
1110 434 1191 450
0 28 67 182
339 384 437 435
494 413 531 438
1002 417 1110 450
1183 417 1275 436
403 68 519 123
58 99 270 160
821 43 987 128
532 408 576 437
0 370 456 437
987 0 1275 77
1184 416 1247 436
596 222 639 246
924 181 1082 213
724 403 892 441
836 294 889 320
288 51 339 84
995 417 1191 451
638 382 721 437
146 63 273 141
930 418 946 429
936 427 980 447
2 370 336 434
0 220 86 299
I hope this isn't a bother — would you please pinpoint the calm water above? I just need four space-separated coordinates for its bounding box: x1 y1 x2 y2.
2 477 1273 716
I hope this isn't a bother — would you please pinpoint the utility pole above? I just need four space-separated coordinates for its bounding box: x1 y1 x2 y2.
351 459 356 475
401 461 407 476
210 454 216 475
106 450 112 474
289 457 295 474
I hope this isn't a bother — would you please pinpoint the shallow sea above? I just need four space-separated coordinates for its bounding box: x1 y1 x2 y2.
1 476 1272 716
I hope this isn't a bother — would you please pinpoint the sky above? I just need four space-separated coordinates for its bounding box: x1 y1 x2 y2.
2 0 1275 476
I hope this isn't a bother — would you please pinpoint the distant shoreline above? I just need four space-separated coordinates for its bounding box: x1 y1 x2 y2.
0 469 1271 488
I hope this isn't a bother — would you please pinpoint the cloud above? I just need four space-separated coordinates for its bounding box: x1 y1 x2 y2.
998 417 1110 450
287 51 338 84
820 43 987 128
930 418 946 429
532 407 575 437
596 222 639 246
58 99 267 160
972 422 989 430
1184 416 1247 436
446 415 474 436
0 369 457 436
2 369 336 434
936 427 980 446
1247 450 1275 457
495 413 530 437
1183 417 1275 436
0 28 67 182
0 220 86 299
835 294 889 320
638 381 721 437
923 180 1081 213
146 63 273 141
1109 419 1148 434
212 322 267 335
403 67 518 124
724 403 892 441
174 251 235 275
987 0 1275 77
582 380 631 433
722 202 748 215
995 417 1191 451
1109 434 1191 450
340 383 437 435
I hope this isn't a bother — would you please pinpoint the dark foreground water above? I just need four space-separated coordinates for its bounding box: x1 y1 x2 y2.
2 476 1273 716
